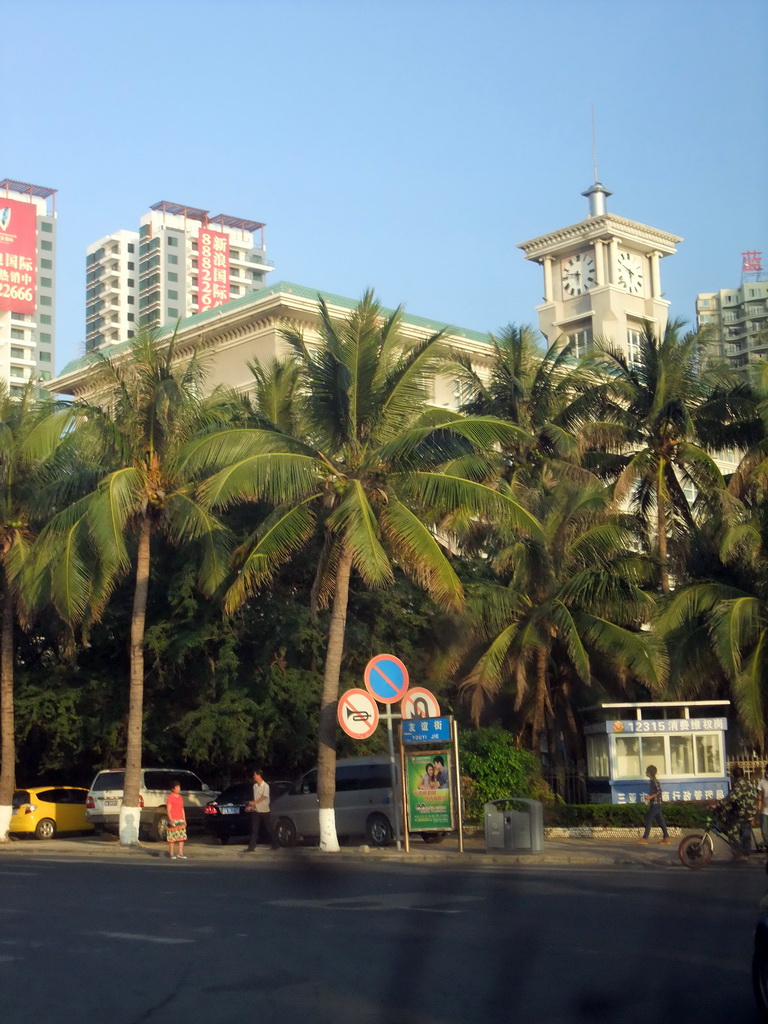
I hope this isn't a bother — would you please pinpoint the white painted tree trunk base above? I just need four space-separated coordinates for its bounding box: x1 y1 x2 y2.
119 804 141 846
318 807 340 852
0 803 11 842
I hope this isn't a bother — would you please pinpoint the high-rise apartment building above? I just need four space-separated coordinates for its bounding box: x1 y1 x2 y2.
0 179 57 393
85 201 274 351
696 256 768 371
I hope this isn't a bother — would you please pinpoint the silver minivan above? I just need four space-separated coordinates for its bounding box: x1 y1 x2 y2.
272 756 397 847
271 755 445 847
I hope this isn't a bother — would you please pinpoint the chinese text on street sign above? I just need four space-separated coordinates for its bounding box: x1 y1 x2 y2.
402 717 451 743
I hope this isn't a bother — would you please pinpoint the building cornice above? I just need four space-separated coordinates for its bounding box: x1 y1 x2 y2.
49 283 492 397
517 213 682 261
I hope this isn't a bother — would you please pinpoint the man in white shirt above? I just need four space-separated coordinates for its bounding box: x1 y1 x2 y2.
245 768 278 851
757 766 768 851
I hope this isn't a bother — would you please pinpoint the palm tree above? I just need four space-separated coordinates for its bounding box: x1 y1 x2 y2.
455 475 665 757
660 363 768 743
0 383 74 842
452 324 599 486
36 330 236 845
659 508 768 744
181 291 542 851
590 318 755 593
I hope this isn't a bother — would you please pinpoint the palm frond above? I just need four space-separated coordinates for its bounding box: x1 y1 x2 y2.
710 596 764 676
224 499 318 614
399 471 543 539
327 480 393 588
379 499 463 610
198 452 321 509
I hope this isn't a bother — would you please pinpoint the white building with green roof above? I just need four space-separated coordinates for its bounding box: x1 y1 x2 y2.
52 281 494 409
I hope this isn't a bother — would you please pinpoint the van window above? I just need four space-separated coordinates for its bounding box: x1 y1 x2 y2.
335 766 360 792
143 771 177 790
300 770 317 795
359 765 392 790
144 771 204 791
174 772 204 792
92 772 125 791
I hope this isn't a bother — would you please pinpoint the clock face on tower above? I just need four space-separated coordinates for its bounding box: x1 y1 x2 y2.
617 251 645 294
561 253 596 297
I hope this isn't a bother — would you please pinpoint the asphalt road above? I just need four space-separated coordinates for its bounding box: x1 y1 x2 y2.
0 854 763 1024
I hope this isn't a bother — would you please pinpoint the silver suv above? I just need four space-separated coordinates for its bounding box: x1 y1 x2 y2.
85 768 218 841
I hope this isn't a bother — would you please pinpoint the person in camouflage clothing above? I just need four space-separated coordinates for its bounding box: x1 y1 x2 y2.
715 766 758 861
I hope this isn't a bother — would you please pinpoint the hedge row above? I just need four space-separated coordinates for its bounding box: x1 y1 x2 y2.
543 802 711 829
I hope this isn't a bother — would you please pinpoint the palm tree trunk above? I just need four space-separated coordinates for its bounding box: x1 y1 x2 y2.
657 490 670 594
317 542 353 853
531 647 548 757
0 572 15 842
120 516 151 846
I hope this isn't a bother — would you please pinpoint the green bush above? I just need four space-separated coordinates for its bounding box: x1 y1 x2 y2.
543 802 711 829
459 727 548 820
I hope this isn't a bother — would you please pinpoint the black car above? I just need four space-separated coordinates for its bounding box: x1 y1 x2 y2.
204 781 291 845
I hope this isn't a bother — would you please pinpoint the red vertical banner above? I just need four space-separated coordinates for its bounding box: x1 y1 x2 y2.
0 198 37 314
197 227 230 311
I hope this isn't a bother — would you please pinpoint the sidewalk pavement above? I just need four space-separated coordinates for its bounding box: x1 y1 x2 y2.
1 830 764 870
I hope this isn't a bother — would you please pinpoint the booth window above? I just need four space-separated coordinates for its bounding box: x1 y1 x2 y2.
614 737 641 778
587 734 609 777
670 735 694 774
695 734 722 774
641 736 667 774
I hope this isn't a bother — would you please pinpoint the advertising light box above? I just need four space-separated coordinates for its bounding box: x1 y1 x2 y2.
198 227 230 311
0 198 36 314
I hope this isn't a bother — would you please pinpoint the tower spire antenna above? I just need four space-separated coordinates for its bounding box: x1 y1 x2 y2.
583 105 610 215
591 104 599 183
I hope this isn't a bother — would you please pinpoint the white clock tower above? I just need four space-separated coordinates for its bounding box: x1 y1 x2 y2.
517 184 682 361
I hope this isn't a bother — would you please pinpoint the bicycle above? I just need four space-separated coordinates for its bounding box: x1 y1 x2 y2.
678 816 765 869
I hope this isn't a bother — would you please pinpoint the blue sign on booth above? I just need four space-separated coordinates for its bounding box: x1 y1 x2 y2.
402 717 451 743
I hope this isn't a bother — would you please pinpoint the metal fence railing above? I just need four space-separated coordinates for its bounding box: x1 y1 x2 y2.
542 765 588 805
543 757 767 805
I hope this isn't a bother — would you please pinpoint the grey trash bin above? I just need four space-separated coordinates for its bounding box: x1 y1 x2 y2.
484 798 544 854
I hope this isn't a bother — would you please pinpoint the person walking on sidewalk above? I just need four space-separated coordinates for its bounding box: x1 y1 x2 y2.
244 768 278 851
166 781 188 860
638 765 669 845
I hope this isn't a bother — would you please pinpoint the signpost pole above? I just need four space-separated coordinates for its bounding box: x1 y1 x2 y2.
451 716 464 853
384 705 402 851
399 723 410 853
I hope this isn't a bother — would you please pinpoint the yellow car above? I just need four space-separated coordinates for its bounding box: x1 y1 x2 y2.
11 786 94 840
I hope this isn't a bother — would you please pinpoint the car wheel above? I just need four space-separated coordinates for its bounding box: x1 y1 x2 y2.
274 817 297 848
421 832 445 844
35 818 56 841
678 833 712 869
366 813 393 847
152 814 170 842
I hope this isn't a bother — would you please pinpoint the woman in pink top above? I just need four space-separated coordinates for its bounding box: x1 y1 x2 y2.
166 781 187 859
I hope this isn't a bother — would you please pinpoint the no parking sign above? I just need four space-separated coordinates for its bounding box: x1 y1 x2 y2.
364 654 410 704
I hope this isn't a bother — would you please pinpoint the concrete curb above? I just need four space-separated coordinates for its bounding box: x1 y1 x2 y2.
0 832 740 870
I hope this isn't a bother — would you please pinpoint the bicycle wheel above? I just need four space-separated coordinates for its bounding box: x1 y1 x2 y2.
678 832 713 869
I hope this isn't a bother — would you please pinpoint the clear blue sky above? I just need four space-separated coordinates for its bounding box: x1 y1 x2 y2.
6 0 768 370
